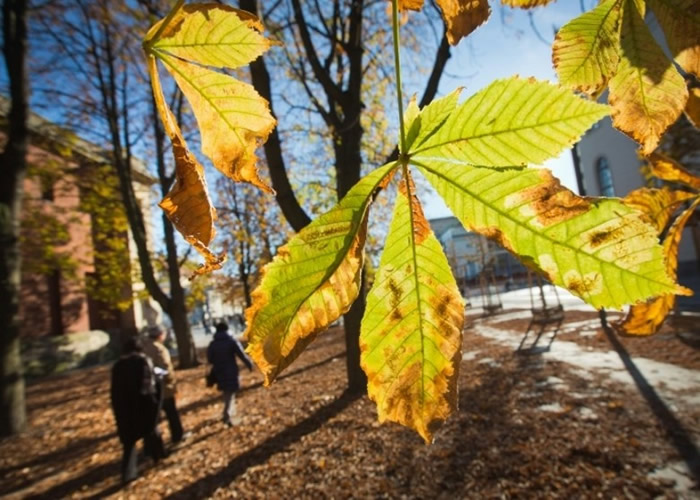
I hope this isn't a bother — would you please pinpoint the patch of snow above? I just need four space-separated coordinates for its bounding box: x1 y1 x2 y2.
476 325 700 408
648 462 696 494
578 407 598 421
477 357 501 368
462 351 480 361
537 402 565 413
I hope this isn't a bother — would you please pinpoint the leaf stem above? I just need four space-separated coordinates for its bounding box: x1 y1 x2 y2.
143 0 185 50
391 0 407 156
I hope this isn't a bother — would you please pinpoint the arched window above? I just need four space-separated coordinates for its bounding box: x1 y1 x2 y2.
596 157 615 197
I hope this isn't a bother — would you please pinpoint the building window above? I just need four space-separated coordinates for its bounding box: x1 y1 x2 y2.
40 176 54 201
596 157 615 197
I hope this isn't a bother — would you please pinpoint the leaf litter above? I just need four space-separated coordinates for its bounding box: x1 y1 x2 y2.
1 318 698 498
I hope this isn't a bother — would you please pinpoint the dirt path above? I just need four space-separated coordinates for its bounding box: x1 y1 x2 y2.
1 318 698 499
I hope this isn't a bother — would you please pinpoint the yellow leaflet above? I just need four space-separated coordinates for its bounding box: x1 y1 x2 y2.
361 170 463 443
397 0 424 10
685 87 700 128
623 187 696 232
148 56 222 275
646 0 700 78
617 198 699 335
501 0 556 7
245 163 398 385
394 0 490 45
158 52 276 193
608 0 688 155
436 0 491 45
649 152 700 190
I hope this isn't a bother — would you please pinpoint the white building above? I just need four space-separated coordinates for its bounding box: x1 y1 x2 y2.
429 216 528 291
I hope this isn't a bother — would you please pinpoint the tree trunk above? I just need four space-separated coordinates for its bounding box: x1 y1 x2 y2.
344 271 368 393
239 0 310 233
168 302 197 368
163 213 198 367
0 0 28 437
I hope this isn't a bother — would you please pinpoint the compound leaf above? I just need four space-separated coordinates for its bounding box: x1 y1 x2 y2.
144 3 276 271
361 171 463 443
617 197 699 335
416 159 682 309
608 0 688 155
553 0 622 95
245 163 398 385
412 77 608 167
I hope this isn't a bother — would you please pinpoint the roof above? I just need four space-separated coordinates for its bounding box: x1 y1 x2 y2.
0 95 155 185
428 216 463 238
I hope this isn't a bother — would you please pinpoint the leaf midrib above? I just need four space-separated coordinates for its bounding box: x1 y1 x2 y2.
273 164 397 362
410 108 603 157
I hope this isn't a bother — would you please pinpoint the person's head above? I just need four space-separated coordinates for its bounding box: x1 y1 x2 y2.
122 336 143 354
215 321 228 334
147 325 166 343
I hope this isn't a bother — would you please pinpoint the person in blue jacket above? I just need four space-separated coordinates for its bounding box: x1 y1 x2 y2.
207 321 253 427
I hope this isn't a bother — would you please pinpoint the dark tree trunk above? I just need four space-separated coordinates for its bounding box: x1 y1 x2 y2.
0 0 28 437
239 0 311 233
163 212 198 367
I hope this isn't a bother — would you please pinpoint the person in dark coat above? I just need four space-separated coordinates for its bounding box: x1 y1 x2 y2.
207 322 253 427
110 337 166 483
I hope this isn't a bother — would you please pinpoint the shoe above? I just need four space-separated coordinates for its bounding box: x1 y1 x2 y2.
223 420 233 428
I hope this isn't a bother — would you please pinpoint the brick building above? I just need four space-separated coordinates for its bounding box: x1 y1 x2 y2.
1 97 158 337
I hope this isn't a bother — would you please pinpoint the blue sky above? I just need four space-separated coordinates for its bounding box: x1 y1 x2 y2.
407 1 598 219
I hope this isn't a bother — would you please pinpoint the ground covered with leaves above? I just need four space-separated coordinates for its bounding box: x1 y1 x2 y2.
1 311 699 499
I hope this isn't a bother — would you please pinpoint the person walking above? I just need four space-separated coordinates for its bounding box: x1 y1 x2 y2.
143 326 188 445
110 337 166 484
207 322 253 427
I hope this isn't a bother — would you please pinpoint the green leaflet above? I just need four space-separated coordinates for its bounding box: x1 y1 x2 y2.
404 89 461 152
245 162 398 385
361 171 463 444
608 0 688 155
415 159 682 309
412 77 609 167
552 0 622 95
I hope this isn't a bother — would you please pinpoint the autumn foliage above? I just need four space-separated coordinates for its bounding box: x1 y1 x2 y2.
144 0 699 442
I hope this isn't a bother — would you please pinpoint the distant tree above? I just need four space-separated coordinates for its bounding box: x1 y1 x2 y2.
216 177 289 308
